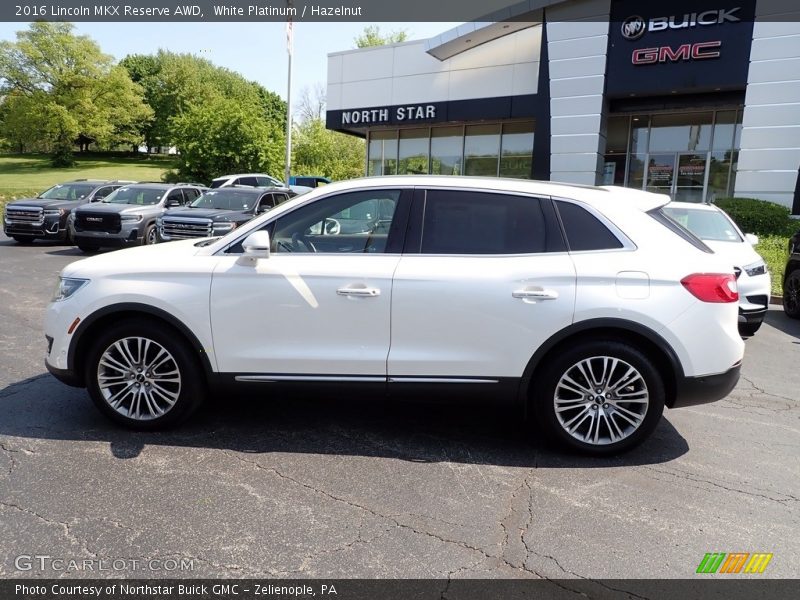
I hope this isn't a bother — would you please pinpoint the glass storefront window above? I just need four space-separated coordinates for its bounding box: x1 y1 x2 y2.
649 112 713 153
712 111 737 151
464 124 501 176
430 127 463 176
367 131 398 176
500 122 534 178
606 117 629 154
707 150 734 201
398 129 429 175
627 153 647 189
630 116 649 154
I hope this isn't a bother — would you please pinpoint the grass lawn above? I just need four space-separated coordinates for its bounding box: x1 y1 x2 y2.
0 153 175 206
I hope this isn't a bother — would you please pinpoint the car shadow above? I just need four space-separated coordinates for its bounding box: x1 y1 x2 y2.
0 373 689 468
763 306 800 341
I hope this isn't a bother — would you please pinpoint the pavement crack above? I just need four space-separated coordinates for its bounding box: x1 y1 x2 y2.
638 466 798 505
738 376 798 407
0 501 96 558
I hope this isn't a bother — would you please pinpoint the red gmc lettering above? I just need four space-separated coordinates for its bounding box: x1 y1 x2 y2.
632 41 722 65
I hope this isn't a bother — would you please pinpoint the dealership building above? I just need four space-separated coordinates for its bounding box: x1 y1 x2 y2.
326 0 800 213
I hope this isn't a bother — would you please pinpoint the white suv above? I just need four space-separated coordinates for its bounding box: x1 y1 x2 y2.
45 177 744 455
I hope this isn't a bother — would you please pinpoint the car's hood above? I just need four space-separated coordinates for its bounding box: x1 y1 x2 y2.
163 207 249 221
5 198 79 210
62 238 204 278
704 239 764 268
75 203 146 214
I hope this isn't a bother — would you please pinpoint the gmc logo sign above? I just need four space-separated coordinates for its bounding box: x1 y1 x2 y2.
632 41 722 65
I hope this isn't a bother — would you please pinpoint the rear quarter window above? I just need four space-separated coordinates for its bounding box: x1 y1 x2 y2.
554 200 624 251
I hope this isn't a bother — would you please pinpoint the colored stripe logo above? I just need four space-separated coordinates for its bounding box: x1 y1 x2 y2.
696 553 773 574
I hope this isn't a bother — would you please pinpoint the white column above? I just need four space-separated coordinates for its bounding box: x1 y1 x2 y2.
546 0 610 186
734 0 800 209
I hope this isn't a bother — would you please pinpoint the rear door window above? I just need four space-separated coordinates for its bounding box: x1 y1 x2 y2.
554 200 624 251
420 190 550 255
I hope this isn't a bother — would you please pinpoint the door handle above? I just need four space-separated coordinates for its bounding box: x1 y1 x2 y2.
512 288 559 300
337 286 381 297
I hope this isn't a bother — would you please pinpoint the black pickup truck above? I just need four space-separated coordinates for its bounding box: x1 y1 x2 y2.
157 186 291 241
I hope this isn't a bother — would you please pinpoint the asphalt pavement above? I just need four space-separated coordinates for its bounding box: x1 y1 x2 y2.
0 233 798 584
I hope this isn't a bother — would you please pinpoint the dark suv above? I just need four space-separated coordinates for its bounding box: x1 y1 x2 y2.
70 183 206 252
782 230 800 318
3 180 129 244
157 187 291 242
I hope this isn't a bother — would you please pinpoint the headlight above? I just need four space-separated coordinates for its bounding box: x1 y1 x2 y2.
52 277 89 302
44 208 66 216
121 214 143 222
744 260 767 277
213 222 236 233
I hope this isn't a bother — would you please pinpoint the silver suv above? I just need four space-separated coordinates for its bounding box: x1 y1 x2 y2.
70 183 206 252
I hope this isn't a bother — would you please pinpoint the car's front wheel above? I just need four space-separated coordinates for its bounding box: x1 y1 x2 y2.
533 340 665 455
784 269 800 319
143 224 157 245
84 319 206 429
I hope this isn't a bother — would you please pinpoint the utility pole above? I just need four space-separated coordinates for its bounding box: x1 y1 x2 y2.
284 1 294 185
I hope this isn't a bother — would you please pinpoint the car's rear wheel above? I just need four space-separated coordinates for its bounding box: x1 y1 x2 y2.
84 319 206 429
783 269 800 319
533 341 665 455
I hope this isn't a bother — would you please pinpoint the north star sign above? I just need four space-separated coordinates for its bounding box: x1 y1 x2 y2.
341 104 436 125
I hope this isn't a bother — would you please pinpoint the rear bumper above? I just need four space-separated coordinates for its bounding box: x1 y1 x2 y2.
670 362 741 408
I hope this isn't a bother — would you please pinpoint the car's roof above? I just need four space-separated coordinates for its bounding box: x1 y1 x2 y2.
665 201 721 212
306 176 670 212
207 186 277 195
120 183 202 189
212 173 276 180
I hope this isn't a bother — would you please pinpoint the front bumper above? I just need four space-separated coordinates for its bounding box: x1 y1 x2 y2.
670 362 741 408
72 222 141 247
4 216 67 240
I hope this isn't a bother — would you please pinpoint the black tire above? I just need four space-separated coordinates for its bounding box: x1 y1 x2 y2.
12 236 35 244
738 320 763 337
532 340 665 456
142 223 157 245
84 319 206 430
783 269 800 319
78 245 99 253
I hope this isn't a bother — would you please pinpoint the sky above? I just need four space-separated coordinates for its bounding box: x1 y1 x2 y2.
0 21 461 111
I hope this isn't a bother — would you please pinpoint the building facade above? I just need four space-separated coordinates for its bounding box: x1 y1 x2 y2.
326 0 800 213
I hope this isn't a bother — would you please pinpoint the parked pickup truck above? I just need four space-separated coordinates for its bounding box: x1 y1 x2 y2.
157 186 291 241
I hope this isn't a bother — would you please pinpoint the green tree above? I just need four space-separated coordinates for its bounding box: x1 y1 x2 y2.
293 118 365 181
354 25 408 48
120 51 286 155
0 22 152 164
171 93 284 183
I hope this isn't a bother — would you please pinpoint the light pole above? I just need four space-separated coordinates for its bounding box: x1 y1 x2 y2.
284 1 294 185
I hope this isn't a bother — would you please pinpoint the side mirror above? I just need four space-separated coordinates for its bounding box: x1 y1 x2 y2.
745 233 759 246
238 230 271 265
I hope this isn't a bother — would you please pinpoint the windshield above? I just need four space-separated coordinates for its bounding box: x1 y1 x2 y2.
38 183 95 200
103 187 164 206
662 206 743 243
191 190 256 211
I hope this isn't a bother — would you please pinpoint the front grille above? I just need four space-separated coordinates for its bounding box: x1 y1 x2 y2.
75 212 121 233
733 267 742 279
162 217 213 239
5 206 44 224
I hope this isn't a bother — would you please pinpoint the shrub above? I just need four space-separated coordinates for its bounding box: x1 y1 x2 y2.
714 197 797 237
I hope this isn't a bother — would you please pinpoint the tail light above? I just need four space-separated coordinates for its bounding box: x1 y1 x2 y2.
680 273 738 303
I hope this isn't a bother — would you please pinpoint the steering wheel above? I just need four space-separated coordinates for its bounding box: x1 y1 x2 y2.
291 232 316 253
324 218 341 235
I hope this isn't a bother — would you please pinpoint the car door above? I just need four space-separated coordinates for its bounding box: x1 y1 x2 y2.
209 187 412 377
387 187 576 389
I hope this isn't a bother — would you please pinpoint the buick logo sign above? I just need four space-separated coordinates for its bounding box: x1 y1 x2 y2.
621 15 646 40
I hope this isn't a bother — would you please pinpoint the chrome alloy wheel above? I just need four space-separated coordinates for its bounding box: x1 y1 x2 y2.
96 337 182 420
145 227 157 245
553 356 649 446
